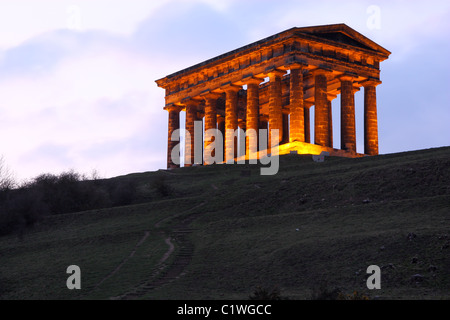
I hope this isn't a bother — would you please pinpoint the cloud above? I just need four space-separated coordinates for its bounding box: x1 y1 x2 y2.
0 0 449 182
0 0 245 181
0 28 168 180
0 0 170 48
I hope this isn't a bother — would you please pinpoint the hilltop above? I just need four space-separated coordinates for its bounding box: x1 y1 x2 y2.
0 146 449 300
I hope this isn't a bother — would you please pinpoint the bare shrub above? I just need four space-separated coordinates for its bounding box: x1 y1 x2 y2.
249 286 282 300
0 156 15 191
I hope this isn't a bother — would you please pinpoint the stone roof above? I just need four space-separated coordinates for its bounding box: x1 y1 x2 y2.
156 23 391 84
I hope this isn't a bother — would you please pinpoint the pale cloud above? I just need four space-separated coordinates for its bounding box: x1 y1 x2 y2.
193 0 238 12
0 0 169 48
0 0 448 181
0 28 168 180
240 0 450 60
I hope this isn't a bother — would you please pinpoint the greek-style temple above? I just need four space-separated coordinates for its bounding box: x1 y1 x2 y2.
156 24 391 169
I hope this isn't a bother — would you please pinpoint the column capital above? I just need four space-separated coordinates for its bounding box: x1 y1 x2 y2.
327 93 337 101
339 73 358 82
286 61 308 70
284 54 308 69
361 78 382 87
221 82 242 93
164 103 183 112
266 67 285 78
309 67 333 76
242 75 264 85
181 97 201 106
200 90 222 101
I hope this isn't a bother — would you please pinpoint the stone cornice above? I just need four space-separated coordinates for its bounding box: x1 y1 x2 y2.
360 79 382 87
156 25 389 107
156 25 389 90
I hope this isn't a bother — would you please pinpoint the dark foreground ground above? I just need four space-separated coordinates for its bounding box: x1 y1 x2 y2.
0 147 449 300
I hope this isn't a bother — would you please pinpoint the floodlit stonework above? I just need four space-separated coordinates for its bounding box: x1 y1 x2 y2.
156 24 390 169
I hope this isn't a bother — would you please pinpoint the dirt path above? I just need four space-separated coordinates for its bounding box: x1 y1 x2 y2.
109 202 205 300
94 231 150 290
161 237 175 264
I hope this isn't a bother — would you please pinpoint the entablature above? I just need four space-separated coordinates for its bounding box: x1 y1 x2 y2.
156 24 390 107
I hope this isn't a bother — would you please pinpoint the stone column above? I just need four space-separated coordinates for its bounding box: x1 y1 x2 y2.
304 101 313 144
224 85 241 163
217 114 225 161
313 70 330 147
340 75 357 152
245 78 260 156
196 110 204 165
282 112 290 144
289 67 305 142
363 80 381 155
166 105 182 169
203 93 220 164
238 119 246 158
259 116 269 151
184 100 197 167
327 96 335 148
268 70 285 147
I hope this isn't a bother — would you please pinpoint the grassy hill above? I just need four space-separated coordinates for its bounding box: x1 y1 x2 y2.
0 147 449 300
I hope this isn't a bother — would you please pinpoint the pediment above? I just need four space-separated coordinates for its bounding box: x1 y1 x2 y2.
310 31 373 50
295 24 391 57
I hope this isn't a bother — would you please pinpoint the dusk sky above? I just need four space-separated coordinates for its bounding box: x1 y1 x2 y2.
0 0 449 182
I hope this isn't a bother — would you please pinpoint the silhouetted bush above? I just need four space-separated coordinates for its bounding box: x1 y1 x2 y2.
0 169 144 237
249 286 282 300
310 281 341 300
27 171 105 214
152 175 171 197
109 179 137 206
0 156 16 192
0 187 49 236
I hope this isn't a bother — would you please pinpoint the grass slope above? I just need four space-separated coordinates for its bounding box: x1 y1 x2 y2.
0 147 449 300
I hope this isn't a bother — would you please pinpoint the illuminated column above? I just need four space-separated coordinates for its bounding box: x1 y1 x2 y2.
289 66 305 142
363 80 381 155
166 104 182 169
304 101 313 144
313 70 330 147
238 119 246 157
268 70 285 147
224 85 241 163
340 75 357 152
203 93 220 164
184 100 197 167
260 116 269 151
245 78 261 156
282 112 290 144
327 95 336 148
217 114 225 160
196 109 204 165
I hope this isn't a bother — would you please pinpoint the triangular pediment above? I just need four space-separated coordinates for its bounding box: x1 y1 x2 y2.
294 24 391 57
310 31 373 50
